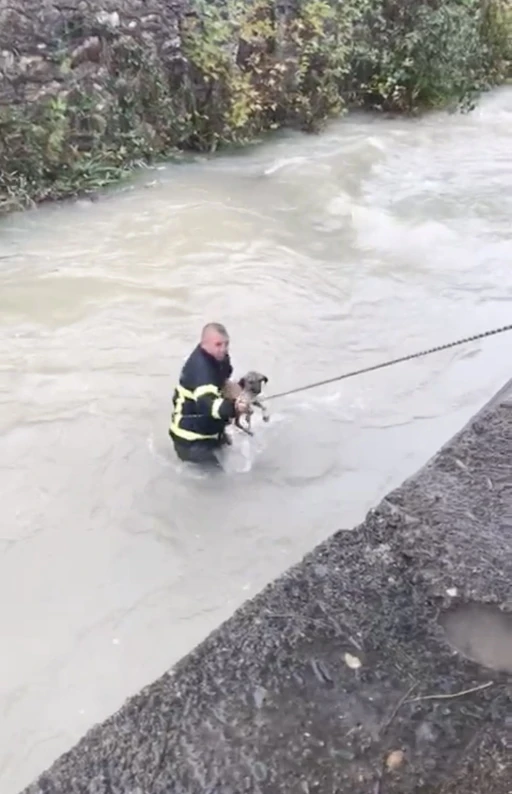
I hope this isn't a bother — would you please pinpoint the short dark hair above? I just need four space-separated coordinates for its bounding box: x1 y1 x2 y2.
201 322 228 338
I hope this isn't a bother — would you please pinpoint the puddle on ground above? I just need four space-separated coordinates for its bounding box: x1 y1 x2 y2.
439 602 512 674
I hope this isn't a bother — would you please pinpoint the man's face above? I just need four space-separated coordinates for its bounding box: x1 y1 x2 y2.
203 330 229 361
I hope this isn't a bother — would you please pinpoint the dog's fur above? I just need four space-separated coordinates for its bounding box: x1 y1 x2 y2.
222 371 269 437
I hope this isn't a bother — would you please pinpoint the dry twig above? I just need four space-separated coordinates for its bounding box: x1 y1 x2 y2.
405 681 493 704
381 682 418 733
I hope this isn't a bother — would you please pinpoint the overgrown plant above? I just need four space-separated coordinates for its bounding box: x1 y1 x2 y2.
346 0 512 112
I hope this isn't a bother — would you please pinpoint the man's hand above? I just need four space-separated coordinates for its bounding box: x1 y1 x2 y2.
222 379 250 416
234 394 251 415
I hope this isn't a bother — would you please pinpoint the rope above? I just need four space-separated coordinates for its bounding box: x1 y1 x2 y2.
170 323 512 420
265 322 512 401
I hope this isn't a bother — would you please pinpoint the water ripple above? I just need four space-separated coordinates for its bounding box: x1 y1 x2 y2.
1 87 512 794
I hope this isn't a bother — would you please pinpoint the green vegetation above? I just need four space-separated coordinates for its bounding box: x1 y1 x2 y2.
0 0 510 214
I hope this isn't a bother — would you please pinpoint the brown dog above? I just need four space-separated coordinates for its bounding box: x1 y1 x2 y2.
222 371 269 437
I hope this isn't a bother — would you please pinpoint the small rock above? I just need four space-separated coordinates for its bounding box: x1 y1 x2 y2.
416 720 437 744
18 55 45 74
338 748 356 761
97 10 120 28
70 36 101 67
386 749 405 771
252 761 267 782
1 50 15 70
253 686 266 709
344 652 362 670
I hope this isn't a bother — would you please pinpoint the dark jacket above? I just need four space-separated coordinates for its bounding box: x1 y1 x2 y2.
169 345 236 444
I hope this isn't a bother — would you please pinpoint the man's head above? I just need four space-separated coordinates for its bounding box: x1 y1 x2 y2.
200 322 229 361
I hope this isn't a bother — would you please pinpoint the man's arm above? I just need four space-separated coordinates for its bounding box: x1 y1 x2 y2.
194 384 236 421
191 355 249 420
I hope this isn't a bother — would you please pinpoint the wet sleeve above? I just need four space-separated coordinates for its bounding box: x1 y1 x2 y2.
195 386 236 421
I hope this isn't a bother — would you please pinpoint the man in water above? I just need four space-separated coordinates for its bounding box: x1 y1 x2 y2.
169 322 249 467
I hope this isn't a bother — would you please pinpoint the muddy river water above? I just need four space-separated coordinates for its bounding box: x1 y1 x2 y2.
1 87 512 793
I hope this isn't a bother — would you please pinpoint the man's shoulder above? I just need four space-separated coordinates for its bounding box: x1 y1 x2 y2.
180 345 212 384
182 344 200 367
179 345 232 387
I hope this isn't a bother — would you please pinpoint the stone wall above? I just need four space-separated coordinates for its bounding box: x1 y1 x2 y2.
0 1 186 105
21 380 512 793
0 0 194 210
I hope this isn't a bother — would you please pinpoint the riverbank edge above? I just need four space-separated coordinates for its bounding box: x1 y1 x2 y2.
21 379 512 794
1 0 511 217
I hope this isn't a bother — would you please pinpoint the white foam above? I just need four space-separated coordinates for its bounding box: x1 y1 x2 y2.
263 156 308 176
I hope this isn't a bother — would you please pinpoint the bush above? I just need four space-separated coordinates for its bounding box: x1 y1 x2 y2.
346 0 512 112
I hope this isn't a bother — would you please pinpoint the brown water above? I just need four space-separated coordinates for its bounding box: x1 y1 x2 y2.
1 86 512 794
440 603 512 675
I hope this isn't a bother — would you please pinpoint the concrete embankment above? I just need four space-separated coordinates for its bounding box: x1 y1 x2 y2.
22 379 512 794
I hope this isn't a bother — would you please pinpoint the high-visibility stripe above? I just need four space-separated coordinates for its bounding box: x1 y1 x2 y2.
177 384 194 400
174 383 220 403
193 384 220 400
211 397 224 420
169 382 221 440
170 385 188 434
169 423 218 441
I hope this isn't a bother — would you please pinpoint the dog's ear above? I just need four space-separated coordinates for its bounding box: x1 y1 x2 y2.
262 375 268 384
238 376 246 389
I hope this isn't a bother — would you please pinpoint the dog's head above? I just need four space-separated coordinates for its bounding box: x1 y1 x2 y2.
238 371 268 396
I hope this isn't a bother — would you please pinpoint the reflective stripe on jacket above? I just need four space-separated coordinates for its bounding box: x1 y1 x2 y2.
169 345 236 443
